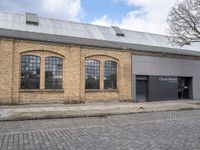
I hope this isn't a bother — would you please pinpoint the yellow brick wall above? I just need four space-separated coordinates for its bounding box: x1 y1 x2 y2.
0 38 132 104
80 47 132 102
0 39 13 104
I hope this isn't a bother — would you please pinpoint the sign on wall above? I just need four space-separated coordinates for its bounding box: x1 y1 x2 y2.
158 77 178 83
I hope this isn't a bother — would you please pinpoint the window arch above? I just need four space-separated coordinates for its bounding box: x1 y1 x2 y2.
104 60 117 89
21 55 40 89
85 59 100 89
45 56 63 89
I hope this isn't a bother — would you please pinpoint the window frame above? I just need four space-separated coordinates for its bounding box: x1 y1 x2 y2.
104 60 117 90
45 56 63 89
20 55 41 89
85 59 100 89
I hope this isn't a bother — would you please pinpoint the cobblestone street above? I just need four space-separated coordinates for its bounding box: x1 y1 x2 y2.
0 110 200 150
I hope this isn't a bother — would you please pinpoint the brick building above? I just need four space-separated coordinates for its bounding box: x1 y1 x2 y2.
0 11 200 104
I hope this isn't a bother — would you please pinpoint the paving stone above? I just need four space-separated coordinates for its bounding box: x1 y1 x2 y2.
0 110 200 149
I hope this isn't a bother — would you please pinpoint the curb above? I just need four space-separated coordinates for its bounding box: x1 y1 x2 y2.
0 106 199 122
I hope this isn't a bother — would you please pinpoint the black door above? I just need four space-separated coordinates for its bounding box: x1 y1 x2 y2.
178 77 192 99
136 77 148 102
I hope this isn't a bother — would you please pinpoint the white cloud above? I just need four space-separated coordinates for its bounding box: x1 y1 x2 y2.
42 0 83 21
92 0 179 35
92 15 115 26
0 0 83 21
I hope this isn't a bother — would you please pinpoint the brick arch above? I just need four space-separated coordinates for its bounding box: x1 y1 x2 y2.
85 58 100 62
20 50 65 58
20 53 41 58
85 54 119 62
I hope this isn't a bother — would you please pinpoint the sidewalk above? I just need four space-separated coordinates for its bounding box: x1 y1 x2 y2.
0 100 200 121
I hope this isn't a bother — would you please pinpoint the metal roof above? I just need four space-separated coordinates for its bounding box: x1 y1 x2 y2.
0 11 200 56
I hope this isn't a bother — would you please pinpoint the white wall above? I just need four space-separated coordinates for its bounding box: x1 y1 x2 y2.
132 55 200 99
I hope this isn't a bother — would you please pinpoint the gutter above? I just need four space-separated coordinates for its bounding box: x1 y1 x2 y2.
0 28 200 57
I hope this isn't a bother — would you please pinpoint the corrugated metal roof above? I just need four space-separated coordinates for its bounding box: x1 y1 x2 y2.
0 11 200 56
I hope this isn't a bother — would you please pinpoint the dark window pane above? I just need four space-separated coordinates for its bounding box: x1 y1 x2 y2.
104 61 117 89
85 59 100 89
20 55 40 89
45 56 63 89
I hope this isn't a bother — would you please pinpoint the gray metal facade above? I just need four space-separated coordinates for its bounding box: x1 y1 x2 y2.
132 55 200 100
148 76 179 101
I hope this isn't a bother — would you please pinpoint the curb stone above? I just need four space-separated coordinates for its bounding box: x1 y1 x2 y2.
0 107 199 122
1 100 200 121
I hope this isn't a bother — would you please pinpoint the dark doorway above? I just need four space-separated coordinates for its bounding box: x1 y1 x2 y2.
178 77 192 99
148 76 179 101
135 75 193 102
136 76 148 102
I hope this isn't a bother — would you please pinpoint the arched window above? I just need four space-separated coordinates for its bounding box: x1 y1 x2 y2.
85 59 100 89
104 60 117 89
45 56 63 89
21 55 40 89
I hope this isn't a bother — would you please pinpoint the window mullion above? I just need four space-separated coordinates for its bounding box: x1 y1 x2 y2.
40 57 45 89
100 61 104 90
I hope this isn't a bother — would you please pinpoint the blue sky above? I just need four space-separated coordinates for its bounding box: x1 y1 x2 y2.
0 0 178 34
82 0 136 22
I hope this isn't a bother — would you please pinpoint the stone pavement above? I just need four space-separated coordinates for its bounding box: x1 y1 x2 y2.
0 100 200 121
0 110 200 150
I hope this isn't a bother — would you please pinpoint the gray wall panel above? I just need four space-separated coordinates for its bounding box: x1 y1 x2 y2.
132 75 136 101
132 55 200 99
148 76 178 101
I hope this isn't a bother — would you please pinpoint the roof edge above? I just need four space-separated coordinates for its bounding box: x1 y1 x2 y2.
0 28 200 57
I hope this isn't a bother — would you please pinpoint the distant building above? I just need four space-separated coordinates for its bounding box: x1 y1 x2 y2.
0 11 200 104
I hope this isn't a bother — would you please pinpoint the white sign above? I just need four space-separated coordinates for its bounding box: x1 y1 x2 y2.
158 77 178 83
